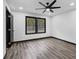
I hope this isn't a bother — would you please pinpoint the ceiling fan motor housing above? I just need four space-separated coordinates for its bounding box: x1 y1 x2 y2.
46 2 49 5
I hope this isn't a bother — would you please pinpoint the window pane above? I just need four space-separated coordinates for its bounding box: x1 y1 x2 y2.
37 19 45 33
26 18 35 33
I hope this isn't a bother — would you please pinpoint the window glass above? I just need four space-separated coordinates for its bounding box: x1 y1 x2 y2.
26 18 35 33
37 19 45 33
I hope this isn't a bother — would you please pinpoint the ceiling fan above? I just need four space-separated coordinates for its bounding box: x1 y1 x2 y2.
35 0 61 13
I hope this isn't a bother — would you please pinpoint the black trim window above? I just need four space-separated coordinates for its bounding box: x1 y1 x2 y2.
25 16 46 34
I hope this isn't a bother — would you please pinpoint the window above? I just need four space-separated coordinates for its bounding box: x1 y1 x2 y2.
26 17 36 33
37 18 46 33
25 16 46 34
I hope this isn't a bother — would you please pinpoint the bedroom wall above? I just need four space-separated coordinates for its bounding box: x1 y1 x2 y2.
3 0 6 57
51 10 76 43
13 12 51 41
13 10 76 43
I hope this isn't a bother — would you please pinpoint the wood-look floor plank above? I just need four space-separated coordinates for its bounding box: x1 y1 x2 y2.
5 38 76 59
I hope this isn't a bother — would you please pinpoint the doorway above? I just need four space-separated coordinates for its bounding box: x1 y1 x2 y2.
6 7 13 48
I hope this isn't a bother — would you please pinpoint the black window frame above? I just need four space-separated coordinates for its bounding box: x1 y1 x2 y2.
25 16 46 35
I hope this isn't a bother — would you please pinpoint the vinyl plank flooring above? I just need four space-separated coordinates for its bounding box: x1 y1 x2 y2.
5 38 76 59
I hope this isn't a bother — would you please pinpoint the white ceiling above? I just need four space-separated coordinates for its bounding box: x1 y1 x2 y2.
6 0 76 16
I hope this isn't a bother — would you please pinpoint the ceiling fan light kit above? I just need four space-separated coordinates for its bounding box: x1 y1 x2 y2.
35 0 61 14
46 8 50 11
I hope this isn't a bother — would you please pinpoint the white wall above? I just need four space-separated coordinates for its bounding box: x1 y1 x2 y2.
13 12 51 41
51 10 76 43
3 0 6 57
13 10 76 43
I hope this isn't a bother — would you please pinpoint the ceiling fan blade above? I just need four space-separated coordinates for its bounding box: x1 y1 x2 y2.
35 8 46 10
39 2 46 7
43 9 46 13
50 9 54 13
50 7 61 9
48 0 56 7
